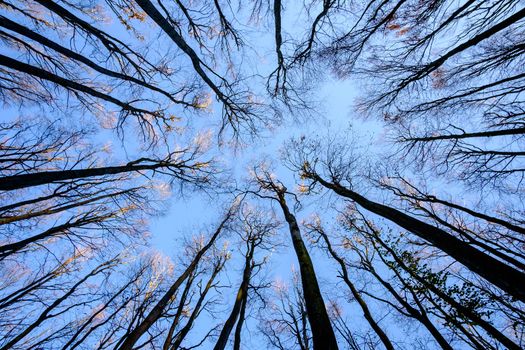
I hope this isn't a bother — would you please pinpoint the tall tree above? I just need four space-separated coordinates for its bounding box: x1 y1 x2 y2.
214 205 278 350
286 137 525 302
251 167 339 350
117 205 237 349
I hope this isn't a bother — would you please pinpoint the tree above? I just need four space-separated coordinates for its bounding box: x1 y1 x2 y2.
213 204 279 350
250 166 339 350
259 270 312 350
285 136 525 302
1 0 525 348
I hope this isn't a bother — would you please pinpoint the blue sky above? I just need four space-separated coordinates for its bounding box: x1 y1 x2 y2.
3 1 510 349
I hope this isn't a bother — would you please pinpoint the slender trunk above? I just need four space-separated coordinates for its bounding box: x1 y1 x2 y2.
424 294 489 350
276 192 339 350
213 243 254 350
118 210 232 349
69 294 134 350
420 206 525 271
0 161 168 191
162 271 197 350
317 229 394 350
397 188 525 235
0 185 69 212
0 213 114 258
169 261 224 350
0 188 135 225
232 293 248 350
0 54 146 115
311 174 525 302
404 127 525 143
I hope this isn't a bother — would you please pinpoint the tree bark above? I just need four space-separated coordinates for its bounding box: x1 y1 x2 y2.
0 161 172 191
311 174 525 302
213 243 254 350
276 191 339 350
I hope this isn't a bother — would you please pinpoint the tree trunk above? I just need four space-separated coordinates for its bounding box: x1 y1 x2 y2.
317 228 395 350
117 210 233 349
0 162 167 191
312 174 525 302
213 243 254 350
276 192 339 350
169 261 224 350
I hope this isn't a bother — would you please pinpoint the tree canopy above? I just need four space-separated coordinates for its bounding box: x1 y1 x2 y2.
1 0 524 349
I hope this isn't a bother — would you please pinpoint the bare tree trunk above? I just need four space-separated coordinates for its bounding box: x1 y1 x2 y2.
310 174 525 302
117 209 234 349
169 261 224 350
316 227 395 350
276 191 339 350
232 293 248 350
213 241 255 350
0 54 147 115
0 161 172 191
0 188 136 225
0 213 114 258
162 270 197 350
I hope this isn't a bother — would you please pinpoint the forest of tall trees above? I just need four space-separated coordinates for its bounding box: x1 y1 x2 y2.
0 0 524 349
